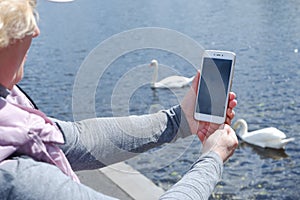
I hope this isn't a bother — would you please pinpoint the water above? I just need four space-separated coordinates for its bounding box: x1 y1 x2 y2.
22 0 300 199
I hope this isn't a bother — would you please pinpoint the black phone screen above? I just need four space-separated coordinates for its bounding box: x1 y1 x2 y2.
196 58 232 117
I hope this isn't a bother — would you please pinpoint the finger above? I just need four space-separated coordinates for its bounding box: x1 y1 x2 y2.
225 117 232 125
226 108 235 120
228 99 237 109
225 110 235 125
207 122 223 131
191 70 200 92
197 126 208 142
229 92 236 101
197 132 206 142
197 122 215 142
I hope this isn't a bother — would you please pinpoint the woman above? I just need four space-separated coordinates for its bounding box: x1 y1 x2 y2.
0 0 238 199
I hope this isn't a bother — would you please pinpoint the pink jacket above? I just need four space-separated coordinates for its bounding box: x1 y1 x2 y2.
0 85 79 182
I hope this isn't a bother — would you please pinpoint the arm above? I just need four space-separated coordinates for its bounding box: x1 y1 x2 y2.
0 157 118 200
56 105 192 171
160 125 238 200
56 71 237 171
159 152 222 200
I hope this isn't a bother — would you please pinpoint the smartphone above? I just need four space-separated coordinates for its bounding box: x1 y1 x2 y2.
194 50 236 124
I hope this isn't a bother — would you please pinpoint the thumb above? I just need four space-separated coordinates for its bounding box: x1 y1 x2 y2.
191 70 200 93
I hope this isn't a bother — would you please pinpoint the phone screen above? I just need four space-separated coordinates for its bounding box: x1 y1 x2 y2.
196 57 233 117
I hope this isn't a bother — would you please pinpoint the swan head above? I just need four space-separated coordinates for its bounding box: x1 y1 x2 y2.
233 119 247 129
149 59 158 67
232 119 248 138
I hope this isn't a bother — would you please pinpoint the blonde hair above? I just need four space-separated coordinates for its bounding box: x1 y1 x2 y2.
0 0 38 48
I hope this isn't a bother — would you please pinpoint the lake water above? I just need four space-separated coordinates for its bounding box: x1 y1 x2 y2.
22 0 300 199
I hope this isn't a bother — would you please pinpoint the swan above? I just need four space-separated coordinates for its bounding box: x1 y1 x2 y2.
149 60 194 89
233 119 295 149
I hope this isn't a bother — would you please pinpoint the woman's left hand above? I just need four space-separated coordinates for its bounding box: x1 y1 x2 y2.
181 71 237 142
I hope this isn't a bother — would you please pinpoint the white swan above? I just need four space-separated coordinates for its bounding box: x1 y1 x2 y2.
233 119 295 149
149 60 194 89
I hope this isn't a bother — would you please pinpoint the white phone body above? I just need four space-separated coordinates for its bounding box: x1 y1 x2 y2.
194 50 236 124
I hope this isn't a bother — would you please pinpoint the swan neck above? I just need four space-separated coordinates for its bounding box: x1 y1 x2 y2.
152 64 158 85
236 120 248 137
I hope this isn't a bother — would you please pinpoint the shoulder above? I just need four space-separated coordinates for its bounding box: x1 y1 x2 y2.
6 85 37 109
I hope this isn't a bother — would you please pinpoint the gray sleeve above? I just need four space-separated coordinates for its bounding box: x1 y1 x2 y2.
0 157 118 200
55 105 192 171
159 152 223 200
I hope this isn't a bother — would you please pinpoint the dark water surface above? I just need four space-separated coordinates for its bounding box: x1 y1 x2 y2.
22 0 300 199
